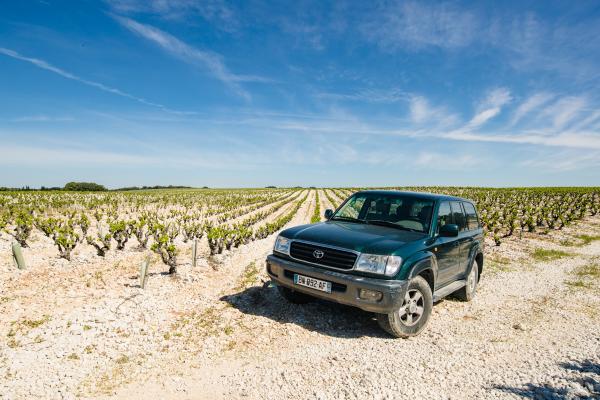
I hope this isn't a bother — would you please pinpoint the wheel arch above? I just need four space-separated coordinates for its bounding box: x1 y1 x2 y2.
404 254 437 293
467 244 484 278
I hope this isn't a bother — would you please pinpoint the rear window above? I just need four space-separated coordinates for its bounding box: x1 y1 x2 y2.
463 202 480 230
450 201 466 232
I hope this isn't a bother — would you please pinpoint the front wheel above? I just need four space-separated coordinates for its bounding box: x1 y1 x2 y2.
376 276 433 338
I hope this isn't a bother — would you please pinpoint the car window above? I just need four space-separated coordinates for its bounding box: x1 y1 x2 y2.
336 196 365 219
463 202 480 230
437 201 452 233
450 201 466 232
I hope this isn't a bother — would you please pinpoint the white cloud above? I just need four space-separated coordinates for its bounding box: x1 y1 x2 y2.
409 96 429 123
567 109 600 132
363 1 478 51
442 130 600 150
481 87 513 109
234 93 600 153
466 88 512 129
316 88 406 103
106 0 238 31
361 3 600 82
0 47 190 114
229 95 599 152
114 16 268 99
541 96 587 130
467 108 502 129
408 95 458 128
510 92 555 126
493 13 600 81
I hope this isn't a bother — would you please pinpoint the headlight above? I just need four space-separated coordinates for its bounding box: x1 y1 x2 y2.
355 254 402 276
385 255 402 276
273 236 291 255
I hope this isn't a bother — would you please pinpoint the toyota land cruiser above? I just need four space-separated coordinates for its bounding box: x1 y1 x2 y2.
266 190 484 338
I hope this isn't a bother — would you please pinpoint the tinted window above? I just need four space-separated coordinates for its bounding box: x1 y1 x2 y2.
437 202 452 233
463 202 480 230
450 201 466 232
336 196 365 219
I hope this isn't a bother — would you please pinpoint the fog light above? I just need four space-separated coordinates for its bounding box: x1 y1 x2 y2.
359 289 383 301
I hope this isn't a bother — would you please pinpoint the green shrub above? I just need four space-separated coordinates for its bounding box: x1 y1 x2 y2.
64 182 107 192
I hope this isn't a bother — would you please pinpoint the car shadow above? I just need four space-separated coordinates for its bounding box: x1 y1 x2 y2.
493 359 599 399
220 285 390 339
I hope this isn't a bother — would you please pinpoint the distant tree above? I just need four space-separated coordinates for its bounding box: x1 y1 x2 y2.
114 185 193 191
64 182 107 192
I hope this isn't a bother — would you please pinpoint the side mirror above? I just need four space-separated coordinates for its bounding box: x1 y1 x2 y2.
439 224 459 237
324 209 334 220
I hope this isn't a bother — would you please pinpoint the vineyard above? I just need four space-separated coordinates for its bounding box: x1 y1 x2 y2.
1 186 600 399
1 187 599 271
1 188 307 271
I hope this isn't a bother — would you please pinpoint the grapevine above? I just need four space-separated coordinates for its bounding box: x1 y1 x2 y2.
0 187 598 267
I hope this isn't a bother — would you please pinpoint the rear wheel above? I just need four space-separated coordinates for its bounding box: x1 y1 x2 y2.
455 261 479 302
277 285 314 304
376 276 433 338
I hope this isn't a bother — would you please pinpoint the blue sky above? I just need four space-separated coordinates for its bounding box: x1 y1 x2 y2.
1 0 600 188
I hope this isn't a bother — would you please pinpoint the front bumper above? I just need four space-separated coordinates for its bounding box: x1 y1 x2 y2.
266 254 408 313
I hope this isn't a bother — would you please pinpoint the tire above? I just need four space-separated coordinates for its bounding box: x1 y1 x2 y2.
376 276 433 338
277 285 314 304
454 261 479 302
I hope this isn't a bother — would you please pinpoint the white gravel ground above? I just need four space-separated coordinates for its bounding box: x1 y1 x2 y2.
1 195 599 400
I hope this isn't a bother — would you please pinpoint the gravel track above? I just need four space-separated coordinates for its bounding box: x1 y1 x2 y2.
109 216 600 400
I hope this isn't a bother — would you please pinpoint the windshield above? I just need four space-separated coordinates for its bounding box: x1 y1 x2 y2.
332 193 434 233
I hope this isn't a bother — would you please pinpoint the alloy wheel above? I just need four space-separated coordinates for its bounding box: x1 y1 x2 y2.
398 289 424 326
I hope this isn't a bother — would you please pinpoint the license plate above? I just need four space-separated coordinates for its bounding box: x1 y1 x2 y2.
294 274 332 293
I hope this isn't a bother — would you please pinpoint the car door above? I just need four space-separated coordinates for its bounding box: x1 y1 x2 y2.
462 201 483 271
451 201 471 279
433 201 460 287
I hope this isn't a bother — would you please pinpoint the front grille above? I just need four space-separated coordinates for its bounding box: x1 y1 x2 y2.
289 241 357 270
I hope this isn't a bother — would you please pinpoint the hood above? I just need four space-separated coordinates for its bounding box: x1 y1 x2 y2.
281 220 427 255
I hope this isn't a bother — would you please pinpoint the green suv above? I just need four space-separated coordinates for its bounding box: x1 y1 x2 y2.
266 190 484 338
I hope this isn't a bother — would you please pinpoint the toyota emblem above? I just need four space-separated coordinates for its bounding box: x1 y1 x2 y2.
313 250 324 259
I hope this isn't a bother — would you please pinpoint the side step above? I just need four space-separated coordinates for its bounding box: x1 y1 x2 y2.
433 280 466 302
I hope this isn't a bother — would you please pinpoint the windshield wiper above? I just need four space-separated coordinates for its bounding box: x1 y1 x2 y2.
330 216 366 224
367 220 422 232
